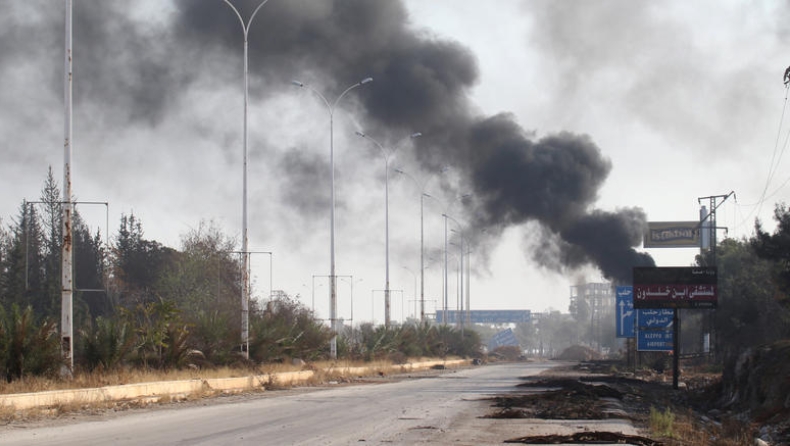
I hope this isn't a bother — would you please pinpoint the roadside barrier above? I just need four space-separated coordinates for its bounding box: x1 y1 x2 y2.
0 359 468 411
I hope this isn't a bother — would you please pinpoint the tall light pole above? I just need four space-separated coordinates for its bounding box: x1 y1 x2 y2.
62 0 74 373
292 77 373 358
449 240 463 329
355 132 421 328
394 167 446 323
449 223 467 331
436 194 470 325
221 0 271 360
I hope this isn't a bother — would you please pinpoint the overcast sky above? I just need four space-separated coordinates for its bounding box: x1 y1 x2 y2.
1 1 788 323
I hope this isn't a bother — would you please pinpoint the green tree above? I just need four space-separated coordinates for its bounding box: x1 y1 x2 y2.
78 316 135 372
752 203 790 308
73 213 111 320
112 213 175 306
122 299 190 369
249 295 331 363
157 221 241 365
1 203 46 314
38 168 63 320
703 237 789 377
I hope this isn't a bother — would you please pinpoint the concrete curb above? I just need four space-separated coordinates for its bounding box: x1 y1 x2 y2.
0 359 468 411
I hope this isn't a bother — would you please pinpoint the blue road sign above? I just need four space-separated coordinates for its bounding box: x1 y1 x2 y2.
488 328 520 350
637 309 674 329
436 310 531 324
637 328 673 351
636 308 674 351
616 286 635 338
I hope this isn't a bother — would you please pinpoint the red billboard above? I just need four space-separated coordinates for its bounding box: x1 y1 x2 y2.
633 266 717 309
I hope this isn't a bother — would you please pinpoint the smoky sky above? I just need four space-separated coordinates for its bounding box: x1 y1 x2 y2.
2 0 654 285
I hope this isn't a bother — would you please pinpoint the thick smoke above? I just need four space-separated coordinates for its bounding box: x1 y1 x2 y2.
463 114 654 282
5 1 653 284
0 3 192 127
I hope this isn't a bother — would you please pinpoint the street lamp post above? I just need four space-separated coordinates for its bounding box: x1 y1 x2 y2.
221 0 271 360
394 167 447 323
449 238 464 330
449 223 468 332
292 77 373 358
436 194 470 325
355 132 421 328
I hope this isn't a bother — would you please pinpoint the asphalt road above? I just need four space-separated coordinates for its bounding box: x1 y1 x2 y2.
0 362 567 445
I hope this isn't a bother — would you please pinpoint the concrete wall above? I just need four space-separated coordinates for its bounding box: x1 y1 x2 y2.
0 359 468 411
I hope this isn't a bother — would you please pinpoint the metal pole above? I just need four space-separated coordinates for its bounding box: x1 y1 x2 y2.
420 193 425 322
241 5 250 360
61 0 74 374
292 78 372 358
222 0 270 360
450 240 463 330
329 107 337 353
443 215 448 326
394 168 446 324
269 252 273 299
458 241 464 331
356 133 420 328
385 154 390 327
466 246 471 326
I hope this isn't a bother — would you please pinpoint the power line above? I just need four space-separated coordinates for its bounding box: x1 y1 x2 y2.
734 72 790 232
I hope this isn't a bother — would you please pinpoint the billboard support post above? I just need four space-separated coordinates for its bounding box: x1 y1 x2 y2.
673 309 680 389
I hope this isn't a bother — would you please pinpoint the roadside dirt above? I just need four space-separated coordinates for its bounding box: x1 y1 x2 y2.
482 360 783 445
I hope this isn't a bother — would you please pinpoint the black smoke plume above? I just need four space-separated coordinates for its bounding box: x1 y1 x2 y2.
4 0 653 284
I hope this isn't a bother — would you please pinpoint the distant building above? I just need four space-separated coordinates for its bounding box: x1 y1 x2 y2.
570 282 615 351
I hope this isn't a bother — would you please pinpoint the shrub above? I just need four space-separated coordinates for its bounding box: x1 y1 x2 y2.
0 304 62 381
649 406 675 438
78 316 135 372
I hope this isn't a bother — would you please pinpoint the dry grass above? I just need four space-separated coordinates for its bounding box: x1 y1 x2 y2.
0 358 464 422
649 407 756 446
0 357 457 395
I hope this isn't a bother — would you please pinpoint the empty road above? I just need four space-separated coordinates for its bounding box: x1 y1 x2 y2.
1 362 567 445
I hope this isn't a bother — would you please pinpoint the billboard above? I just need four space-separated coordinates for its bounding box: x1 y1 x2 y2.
643 221 701 248
633 266 717 309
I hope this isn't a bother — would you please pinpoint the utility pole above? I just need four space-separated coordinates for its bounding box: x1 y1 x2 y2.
697 191 735 363
698 191 735 265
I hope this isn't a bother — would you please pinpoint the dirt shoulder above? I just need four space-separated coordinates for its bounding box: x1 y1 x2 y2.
481 360 782 445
